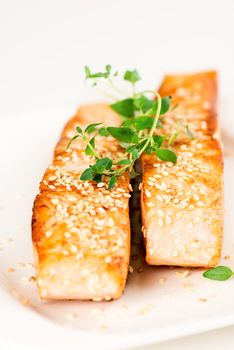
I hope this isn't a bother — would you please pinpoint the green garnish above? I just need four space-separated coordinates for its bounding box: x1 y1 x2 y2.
67 65 193 189
203 266 234 281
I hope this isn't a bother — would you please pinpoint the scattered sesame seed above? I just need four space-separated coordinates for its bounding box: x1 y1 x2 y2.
159 277 166 284
175 270 190 278
199 298 207 302
7 267 15 273
224 255 231 260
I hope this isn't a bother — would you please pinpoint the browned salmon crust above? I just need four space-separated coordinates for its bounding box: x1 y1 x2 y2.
32 104 131 300
141 71 224 267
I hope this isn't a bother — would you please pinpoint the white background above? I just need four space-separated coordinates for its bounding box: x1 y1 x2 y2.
1 0 234 349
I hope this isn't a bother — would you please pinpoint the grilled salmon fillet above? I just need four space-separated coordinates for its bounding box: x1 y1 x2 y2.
141 71 223 267
32 104 131 300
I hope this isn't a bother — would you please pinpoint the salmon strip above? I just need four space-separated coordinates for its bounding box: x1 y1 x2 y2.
141 71 223 267
32 104 131 300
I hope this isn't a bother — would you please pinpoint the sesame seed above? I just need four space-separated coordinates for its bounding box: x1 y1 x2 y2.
97 182 105 188
157 209 164 217
49 268 56 276
159 277 166 284
7 267 15 273
145 190 151 198
166 215 173 224
105 256 112 263
176 270 190 278
148 177 156 182
56 204 62 211
45 230 52 238
128 265 134 273
64 232 71 238
224 255 231 260
48 185 56 190
49 176 57 181
193 194 200 201
158 218 164 227
62 249 69 256
156 195 163 202
51 198 59 205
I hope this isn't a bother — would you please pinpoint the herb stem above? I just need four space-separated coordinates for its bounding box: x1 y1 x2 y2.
138 92 162 157
84 136 100 158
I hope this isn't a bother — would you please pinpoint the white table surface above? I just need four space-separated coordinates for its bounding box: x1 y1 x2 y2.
1 0 234 349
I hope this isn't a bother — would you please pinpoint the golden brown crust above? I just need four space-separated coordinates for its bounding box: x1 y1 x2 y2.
32 104 131 300
141 71 224 267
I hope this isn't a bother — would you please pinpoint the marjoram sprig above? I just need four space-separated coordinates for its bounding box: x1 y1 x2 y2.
67 65 193 189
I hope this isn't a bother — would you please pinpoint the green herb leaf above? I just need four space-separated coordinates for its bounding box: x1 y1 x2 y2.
76 126 83 134
85 137 95 156
132 116 154 130
93 158 113 173
85 122 103 134
66 134 79 150
107 127 139 144
108 175 117 190
84 66 91 78
131 148 140 161
93 173 102 183
126 145 136 153
203 266 234 281
156 149 177 163
80 167 95 181
98 127 109 136
117 159 131 165
85 65 112 79
124 70 141 83
111 98 135 117
152 135 164 148
152 96 171 115
134 95 153 113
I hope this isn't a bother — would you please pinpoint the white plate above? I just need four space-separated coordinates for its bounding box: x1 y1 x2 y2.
0 108 234 350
